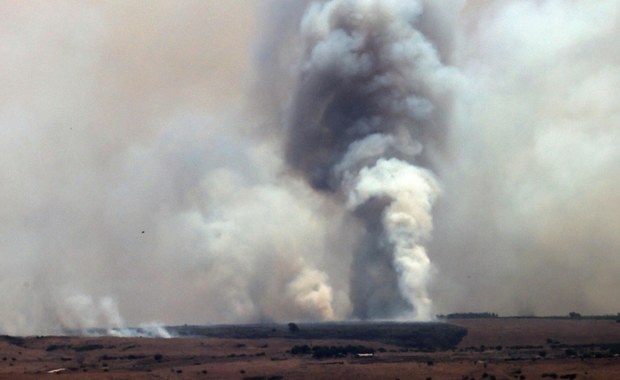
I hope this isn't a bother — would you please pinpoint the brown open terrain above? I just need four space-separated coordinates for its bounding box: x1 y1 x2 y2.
0 319 619 379
452 318 620 347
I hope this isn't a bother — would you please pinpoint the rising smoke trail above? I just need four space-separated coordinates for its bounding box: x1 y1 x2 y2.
282 0 458 319
2 0 619 336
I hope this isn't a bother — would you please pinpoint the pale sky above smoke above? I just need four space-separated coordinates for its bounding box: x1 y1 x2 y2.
1 0 619 334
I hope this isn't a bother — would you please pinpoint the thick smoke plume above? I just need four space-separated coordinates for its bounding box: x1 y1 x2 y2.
430 0 620 316
1 0 620 335
282 0 455 319
0 1 341 334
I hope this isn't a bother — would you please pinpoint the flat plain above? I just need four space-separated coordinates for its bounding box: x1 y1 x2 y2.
1 318 619 379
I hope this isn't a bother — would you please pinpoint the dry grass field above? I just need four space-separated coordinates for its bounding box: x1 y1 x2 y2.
0 319 619 379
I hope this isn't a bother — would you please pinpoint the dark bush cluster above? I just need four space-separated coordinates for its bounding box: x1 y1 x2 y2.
508 345 543 350
290 344 311 355
290 344 375 359
0 335 26 347
46 344 72 352
99 354 146 361
74 344 104 352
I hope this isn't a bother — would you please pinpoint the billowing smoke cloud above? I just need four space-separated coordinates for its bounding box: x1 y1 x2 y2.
430 0 620 316
280 0 456 319
1 0 620 335
0 0 343 335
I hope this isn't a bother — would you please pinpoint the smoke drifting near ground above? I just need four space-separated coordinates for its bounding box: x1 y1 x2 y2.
431 0 620 316
1 1 619 334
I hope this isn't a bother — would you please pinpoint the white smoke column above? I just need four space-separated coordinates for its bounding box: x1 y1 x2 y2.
61 293 173 338
0 2 345 335
347 158 440 320
61 294 125 333
107 322 172 339
286 267 335 320
282 0 458 318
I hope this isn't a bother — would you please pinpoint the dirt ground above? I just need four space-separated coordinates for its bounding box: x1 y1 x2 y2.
451 318 620 347
1 319 619 379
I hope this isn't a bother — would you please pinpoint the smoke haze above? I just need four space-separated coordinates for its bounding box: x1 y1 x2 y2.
1 0 619 334
431 0 620 316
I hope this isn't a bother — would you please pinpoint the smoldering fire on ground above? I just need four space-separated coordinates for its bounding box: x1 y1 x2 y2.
0 0 619 335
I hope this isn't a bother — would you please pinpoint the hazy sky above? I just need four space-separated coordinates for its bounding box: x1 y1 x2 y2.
1 0 619 335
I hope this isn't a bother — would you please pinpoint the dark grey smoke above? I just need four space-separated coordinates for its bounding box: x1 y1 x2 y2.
281 0 458 319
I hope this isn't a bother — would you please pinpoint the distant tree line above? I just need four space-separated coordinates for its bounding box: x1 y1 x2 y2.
438 312 498 319
439 311 620 320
